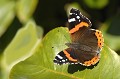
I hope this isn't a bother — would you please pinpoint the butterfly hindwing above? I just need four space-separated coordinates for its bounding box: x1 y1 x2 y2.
53 48 78 65
53 48 100 66
70 28 101 52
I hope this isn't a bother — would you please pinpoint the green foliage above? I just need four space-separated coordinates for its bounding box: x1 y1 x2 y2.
0 1 15 37
0 0 38 37
4 21 41 66
84 0 109 9
1 20 43 79
16 0 38 23
0 0 120 79
9 27 120 79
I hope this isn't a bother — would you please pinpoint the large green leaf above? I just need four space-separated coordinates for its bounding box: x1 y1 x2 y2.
16 0 38 23
0 1 15 37
1 20 43 79
9 27 120 79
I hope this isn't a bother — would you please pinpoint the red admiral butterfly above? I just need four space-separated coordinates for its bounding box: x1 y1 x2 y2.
53 8 104 66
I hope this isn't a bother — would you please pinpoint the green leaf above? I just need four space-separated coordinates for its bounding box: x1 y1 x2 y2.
16 0 38 23
84 0 109 9
10 27 120 79
0 1 15 37
0 0 11 6
2 20 43 79
36 25 44 39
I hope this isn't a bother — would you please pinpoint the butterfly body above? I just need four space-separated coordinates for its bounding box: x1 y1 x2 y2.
53 8 104 66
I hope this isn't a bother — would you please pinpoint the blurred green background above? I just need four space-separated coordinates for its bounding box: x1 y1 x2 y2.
0 0 120 79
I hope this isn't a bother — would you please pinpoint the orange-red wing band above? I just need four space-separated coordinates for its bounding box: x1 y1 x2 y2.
63 50 77 62
84 55 100 66
69 22 89 34
95 30 104 49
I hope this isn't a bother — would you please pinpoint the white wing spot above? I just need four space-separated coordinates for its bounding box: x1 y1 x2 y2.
62 60 65 62
71 63 75 64
68 18 76 22
91 29 96 31
74 63 79 64
76 16 80 19
56 55 63 59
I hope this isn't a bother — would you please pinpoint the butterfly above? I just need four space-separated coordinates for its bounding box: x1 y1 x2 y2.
53 8 104 66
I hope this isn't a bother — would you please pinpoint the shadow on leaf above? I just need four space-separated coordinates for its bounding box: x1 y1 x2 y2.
68 62 99 74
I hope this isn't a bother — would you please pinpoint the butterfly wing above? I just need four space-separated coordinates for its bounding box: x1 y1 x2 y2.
53 48 100 66
53 48 78 65
70 28 104 52
68 8 91 34
68 8 103 52
67 8 103 66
